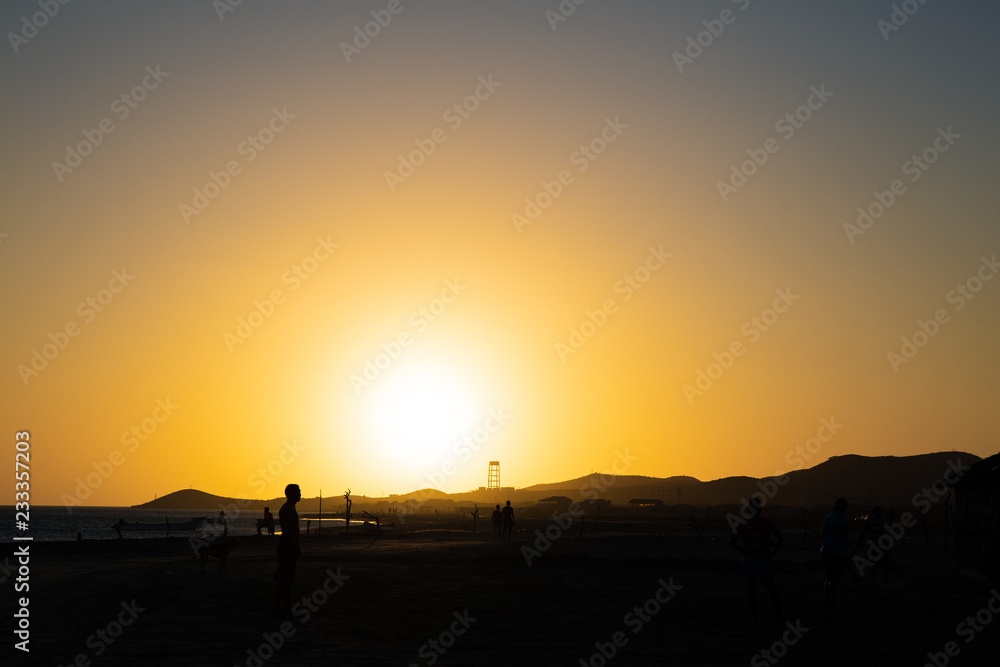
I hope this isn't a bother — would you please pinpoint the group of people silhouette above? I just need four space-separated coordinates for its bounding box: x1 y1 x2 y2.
267 482 998 621
270 484 521 616
729 496 1000 624
728 497 919 623
492 501 515 541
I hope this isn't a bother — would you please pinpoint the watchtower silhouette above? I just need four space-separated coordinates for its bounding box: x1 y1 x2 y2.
487 461 500 490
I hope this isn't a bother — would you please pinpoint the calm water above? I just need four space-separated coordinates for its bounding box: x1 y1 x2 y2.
0 506 347 543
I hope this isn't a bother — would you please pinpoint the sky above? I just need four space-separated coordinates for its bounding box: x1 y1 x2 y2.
2 0 999 508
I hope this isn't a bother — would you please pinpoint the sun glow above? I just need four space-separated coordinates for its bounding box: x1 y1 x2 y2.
363 359 481 469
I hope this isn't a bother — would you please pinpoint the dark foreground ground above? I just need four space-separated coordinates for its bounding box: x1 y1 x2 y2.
8 516 1000 666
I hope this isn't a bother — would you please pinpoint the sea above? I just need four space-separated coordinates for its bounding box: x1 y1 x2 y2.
0 506 348 543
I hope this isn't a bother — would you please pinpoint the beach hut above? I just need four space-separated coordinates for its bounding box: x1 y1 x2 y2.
536 496 574 514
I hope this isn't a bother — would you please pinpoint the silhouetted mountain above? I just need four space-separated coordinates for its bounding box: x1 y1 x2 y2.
133 489 275 510
778 452 979 508
134 451 985 511
520 473 701 493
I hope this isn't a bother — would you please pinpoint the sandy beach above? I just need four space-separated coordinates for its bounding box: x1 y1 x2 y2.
11 516 999 666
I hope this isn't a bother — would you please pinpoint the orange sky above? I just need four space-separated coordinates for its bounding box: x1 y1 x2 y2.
2 1 999 507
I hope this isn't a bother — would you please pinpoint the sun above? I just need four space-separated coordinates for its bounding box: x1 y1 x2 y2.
363 359 481 469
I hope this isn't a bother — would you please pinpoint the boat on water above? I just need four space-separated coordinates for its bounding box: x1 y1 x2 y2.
111 517 207 536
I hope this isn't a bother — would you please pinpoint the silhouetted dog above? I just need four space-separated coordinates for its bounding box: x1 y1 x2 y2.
198 540 239 574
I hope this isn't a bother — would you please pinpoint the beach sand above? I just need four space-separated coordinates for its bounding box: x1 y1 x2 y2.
12 516 1000 666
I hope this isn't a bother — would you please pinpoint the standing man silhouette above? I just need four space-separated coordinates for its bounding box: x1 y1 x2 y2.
729 497 783 623
274 483 301 617
501 500 515 541
264 506 275 536
491 504 502 541
821 498 849 610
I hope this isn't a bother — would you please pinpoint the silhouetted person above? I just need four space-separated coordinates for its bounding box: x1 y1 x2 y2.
274 484 301 617
501 500 514 540
218 510 229 537
492 504 502 541
729 498 783 623
821 498 849 610
258 507 276 536
265 507 275 535
855 506 889 586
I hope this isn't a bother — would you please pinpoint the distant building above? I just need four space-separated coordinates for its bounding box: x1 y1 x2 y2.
536 495 573 514
473 486 517 504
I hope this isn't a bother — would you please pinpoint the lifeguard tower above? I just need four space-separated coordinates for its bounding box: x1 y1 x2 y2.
487 461 501 490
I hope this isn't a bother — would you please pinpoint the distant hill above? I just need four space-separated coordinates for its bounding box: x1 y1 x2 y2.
778 452 979 507
133 489 277 510
520 473 701 494
134 451 987 511
653 452 982 509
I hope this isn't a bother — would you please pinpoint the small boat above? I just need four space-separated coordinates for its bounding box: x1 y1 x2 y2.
112 517 207 536
362 521 394 534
